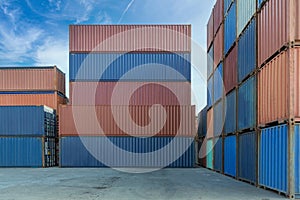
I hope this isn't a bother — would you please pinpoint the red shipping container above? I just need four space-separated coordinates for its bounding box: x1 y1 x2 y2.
0 66 65 95
213 0 224 36
207 107 213 139
59 105 195 137
214 24 224 68
258 0 300 66
0 92 67 112
69 25 191 53
69 82 191 106
223 44 237 94
207 11 214 49
258 47 300 125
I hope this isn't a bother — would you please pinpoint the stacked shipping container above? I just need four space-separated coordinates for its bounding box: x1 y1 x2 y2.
60 25 196 167
200 0 300 198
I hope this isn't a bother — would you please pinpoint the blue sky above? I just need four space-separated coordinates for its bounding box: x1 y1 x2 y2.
0 0 216 111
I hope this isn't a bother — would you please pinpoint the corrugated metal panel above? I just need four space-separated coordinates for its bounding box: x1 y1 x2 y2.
59 105 195 137
0 66 65 94
0 91 66 111
224 135 236 177
199 138 207 167
224 0 233 15
69 25 191 53
224 1 236 55
258 0 288 66
213 138 222 171
214 100 223 137
259 125 288 193
69 53 191 82
207 108 214 139
0 106 55 137
238 76 256 131
214 63 223 103
60 137 195 167
296 0 300 41
224 44 237 93
295 125 300 195
258 48 300 125
224 90 236 134
206 139 213 169
237 0 256 36
213 0 224 36
207 76 213 108
0 137 43 167
197 107 207 137
69 82 191 106
257 0 265 8
238 18 256 82
207 12 214 48
207 46 214 78
238 131 256 183
214 24 224 67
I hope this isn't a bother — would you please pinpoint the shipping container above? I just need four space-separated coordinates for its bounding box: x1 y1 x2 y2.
238 131 256 183
206 139 213 169
224 1 236 55
207 46 214 78
259 125 288 193
258 47 300 125
0 91 67 112
0 66 66 94
224 0 233 15
257 0 265 8
69 53 191 82
207 108 214 139
258 0 300 66
207 76 213 108
214 24 224 68
60 136 195 167
224 90 236 134
214 63 223 103
295 125 300 196
238 18 256 82
214 100 223 137
213 0 224 36
197 107 207 137
224 44 237 93
238 76 256 131
237 0 256 36
213 137 223 172
0 137 55 167
207 11 214 49
59 105 195 137
69 82 191 106
0 106 56 137
198 138 207 167
69 25 191 53
224 135 236 177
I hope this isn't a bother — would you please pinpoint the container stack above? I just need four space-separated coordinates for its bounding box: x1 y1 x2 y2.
0 106 57 167
200 0 300 198
60 25 196 168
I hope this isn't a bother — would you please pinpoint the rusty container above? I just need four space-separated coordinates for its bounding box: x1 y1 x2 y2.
223 44 237 94
214 24 224 68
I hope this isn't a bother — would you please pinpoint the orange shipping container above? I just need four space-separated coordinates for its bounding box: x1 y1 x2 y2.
0 92 67 112
0 66 66 95
214 24 224 68
207 11 214 49
59 105 195 137
207 107 213 139
213 0 224 36
69 25 191 53
258 47 300 125
69 82 191 106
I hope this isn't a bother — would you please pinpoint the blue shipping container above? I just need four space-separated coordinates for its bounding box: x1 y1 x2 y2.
214 100 223 137
259 125 288 193
0 137 43 167
207 46 214 78
198 106 208 137
295 125 300 196
214 138 223 172
69 53 191 82
224 90 236 134
60 137 195 167
0 106 56 137
224 1 236 55
214 63 223 103
238 18 256 82
224 135 236 177
257 0 266 8
207 76 213 108
224 0 233 15
238 131 256 183
238 76 256 131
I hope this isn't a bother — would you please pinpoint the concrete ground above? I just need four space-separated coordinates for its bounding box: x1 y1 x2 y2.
0 167 285 200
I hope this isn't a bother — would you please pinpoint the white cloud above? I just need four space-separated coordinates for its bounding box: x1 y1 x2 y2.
118 0 135 23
